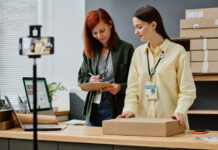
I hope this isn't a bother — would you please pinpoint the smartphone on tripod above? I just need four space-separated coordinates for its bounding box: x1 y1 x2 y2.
19 37 54 56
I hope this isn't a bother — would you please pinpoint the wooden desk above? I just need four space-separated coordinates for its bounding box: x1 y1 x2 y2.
0 125 218 150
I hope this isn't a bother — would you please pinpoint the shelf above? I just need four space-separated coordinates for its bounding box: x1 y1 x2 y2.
188 110 218 115
193 75 218 81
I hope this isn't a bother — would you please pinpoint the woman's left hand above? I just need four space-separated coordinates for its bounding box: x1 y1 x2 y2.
104 83 121 95
172 113 185 126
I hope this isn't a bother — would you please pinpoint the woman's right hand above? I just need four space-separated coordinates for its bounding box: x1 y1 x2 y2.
89 75 101 83
116 111 135 119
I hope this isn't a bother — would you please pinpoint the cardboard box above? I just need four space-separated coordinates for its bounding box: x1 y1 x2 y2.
0 120 14 130
0 109 12 122
186 7 218 19
191 50 218 62
102 118 185 137
180 28 218 38
180 18 218 29
191 62 218 74
190 39 218 50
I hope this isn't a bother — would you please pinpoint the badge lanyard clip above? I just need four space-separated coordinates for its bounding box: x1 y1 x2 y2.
146 49 165 82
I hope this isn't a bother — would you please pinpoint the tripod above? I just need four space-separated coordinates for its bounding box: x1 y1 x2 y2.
28 25 42 150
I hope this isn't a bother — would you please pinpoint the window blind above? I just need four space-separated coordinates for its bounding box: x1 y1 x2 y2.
0 0 39 109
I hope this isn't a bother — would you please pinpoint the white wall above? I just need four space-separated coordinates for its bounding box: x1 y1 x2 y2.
38 0 86 111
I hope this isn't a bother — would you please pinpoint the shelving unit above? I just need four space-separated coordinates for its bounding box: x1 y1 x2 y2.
193 75 218 81
188 110 218 115
189 76 218 118
190 75 218 116
172 39 218 130
188 78 218 130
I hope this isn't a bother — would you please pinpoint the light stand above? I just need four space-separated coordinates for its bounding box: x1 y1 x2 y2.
28 25 42 150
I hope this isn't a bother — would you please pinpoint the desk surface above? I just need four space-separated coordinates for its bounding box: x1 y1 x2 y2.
0 125 218 149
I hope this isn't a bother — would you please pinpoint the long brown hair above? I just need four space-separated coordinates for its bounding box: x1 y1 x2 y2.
134 5 170 39
83 8 118 58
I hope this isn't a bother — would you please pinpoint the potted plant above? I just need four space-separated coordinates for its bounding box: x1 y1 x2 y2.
47 82 67 111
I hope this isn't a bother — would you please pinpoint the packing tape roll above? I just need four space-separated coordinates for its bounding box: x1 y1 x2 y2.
202 39 208 73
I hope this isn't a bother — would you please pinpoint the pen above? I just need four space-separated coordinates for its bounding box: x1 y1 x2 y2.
88 73 94 76
18 95 23 103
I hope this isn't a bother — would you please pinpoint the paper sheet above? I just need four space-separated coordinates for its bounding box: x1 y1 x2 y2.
191 137 218 142
63 119 85 125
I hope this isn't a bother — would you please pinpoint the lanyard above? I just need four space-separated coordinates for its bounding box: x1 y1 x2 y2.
100 49 110 79
146 48 164 82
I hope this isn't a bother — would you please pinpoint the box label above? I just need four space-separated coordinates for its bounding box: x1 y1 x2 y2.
187 11 203 18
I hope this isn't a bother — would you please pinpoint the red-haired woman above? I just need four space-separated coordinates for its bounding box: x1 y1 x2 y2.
78 8 134 126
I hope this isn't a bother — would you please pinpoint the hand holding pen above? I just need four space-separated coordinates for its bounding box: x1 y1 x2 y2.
88 73 101 83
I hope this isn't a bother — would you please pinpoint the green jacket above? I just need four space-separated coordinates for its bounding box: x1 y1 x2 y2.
78 39 134 123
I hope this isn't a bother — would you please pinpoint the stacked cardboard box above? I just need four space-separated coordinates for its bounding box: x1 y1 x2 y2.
180 7 218 74
180 7 218 38
0 109 14 130
190 39 218 74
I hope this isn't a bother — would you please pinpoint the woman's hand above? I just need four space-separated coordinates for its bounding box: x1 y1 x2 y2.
89 75 101 83
172 113 185 126
116 111 135 119
104 83 121 95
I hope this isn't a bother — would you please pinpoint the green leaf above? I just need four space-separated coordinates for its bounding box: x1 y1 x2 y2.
47 82 67 102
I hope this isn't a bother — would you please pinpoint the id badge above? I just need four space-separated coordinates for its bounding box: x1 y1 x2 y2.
144 84 157 100
93 91 102 104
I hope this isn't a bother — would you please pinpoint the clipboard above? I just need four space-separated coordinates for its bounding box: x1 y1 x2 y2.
77 82 112 91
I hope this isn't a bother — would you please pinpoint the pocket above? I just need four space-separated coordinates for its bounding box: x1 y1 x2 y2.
157 65 176 84
157 65 175 73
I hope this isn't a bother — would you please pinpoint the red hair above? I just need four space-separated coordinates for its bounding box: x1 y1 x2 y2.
83 8 117 58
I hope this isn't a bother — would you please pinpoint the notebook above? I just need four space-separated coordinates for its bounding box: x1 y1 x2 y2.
5 96 66 131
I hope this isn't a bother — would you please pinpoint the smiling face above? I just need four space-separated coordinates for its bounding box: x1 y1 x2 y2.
133 17 156 42
92 21 112 46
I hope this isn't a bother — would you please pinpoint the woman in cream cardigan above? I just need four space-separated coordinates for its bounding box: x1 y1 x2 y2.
117 5 196 128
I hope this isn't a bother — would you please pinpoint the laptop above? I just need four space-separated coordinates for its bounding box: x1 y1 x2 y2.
5 96 66 131
23 77 53 116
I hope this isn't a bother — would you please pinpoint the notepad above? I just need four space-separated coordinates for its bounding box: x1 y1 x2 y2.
77 82 112 91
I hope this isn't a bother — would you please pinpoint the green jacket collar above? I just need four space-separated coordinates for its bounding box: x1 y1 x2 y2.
93 37 121 75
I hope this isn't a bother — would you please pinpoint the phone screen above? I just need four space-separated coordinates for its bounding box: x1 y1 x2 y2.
19 37 54 55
